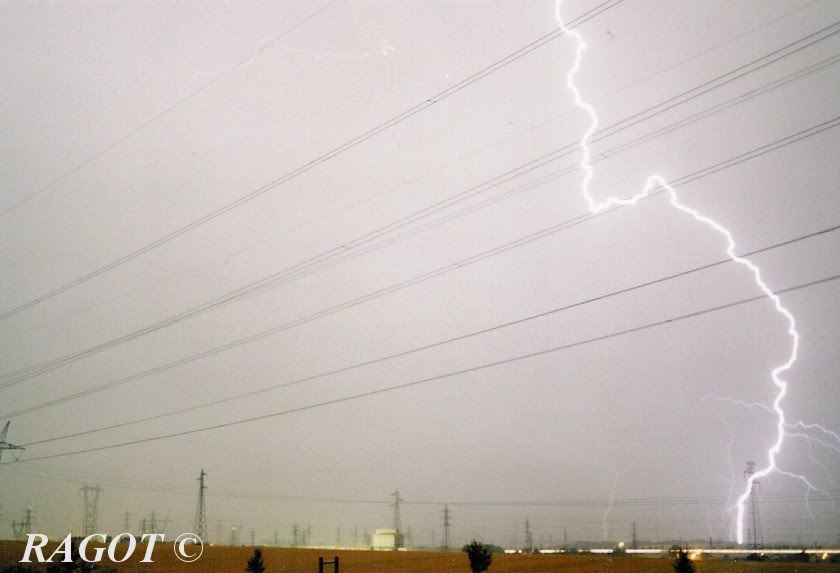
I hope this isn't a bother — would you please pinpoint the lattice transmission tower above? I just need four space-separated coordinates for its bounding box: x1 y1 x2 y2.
524 518 533 552
80 485 103 536
0 421 24 462
194 469 208 542
744 461 764 550
391 489 403 550
12 507 33 540
442 504 451 551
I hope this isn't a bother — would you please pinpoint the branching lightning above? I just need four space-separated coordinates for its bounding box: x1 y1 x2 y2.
554 0 818 544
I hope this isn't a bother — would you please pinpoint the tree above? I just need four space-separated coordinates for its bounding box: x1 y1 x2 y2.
245 547 265 573
462 540 492 573
672 549 696 573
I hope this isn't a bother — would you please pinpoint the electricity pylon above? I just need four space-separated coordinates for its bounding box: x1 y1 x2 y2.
744 461 764 550
12 507 33 540
391 489 403 550
80 485 103 536
193 469 208 542
0 421 24 462
524 518 533 552
442 505 451 551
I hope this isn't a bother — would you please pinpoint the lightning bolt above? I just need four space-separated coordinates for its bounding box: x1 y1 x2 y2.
706 395 839 498
602 472 618 541
554 1 808 544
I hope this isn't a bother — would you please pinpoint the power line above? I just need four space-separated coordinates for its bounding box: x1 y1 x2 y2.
3 114 836 420
17 222 838 447
0 0 624 323
0 0 341 220
3 27 836 388
3 457 838 510
5 272 837 464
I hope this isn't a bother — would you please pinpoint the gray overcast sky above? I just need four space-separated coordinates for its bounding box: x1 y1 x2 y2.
1 0 838 548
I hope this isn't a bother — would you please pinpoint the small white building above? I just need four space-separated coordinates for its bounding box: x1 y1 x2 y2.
371 529 399 550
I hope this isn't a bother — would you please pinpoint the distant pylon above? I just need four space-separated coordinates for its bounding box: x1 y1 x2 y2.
193 469 208 542
0 421 25 462
391 489 403 550
12 507 33 540
80 485 103 536
744 461 764 550
442 505 451 551
524 518 533 552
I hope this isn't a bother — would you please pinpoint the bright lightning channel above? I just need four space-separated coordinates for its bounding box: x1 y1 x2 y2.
554 1 802 545
602 472 618 541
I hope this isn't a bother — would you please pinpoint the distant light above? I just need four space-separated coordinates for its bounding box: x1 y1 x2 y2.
618 542 625 549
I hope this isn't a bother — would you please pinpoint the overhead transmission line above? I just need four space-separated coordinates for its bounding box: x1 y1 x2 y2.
5 271 838 464
2 112 836 420
0 0 341 219
3 462 835 510
0 0 624 323
3 35 836 389
16 222 839 444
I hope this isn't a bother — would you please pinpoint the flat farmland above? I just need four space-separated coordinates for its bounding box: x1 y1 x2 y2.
2 542 839 573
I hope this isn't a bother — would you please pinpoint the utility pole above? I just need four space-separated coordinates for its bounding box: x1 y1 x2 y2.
391 490 403 550
744 461 764 550
123 511 130 533
229 525 239 546
0 421 24 462
194 469 208 543
524 519 533 553
80 485 103 536
442 505 451 551
217 520 224 544
564 528 567 549
632 522 637 550
250 529 255 546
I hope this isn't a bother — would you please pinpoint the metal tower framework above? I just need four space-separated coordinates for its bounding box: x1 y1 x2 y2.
0 421 24 462
194 469 208 542
391 489 403 550
80 485 103 536
442 504 451 551
744 461 764 550
524 518 533 552
12 507 33 540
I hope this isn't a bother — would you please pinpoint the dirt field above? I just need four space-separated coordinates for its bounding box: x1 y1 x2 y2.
2 541 839 573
